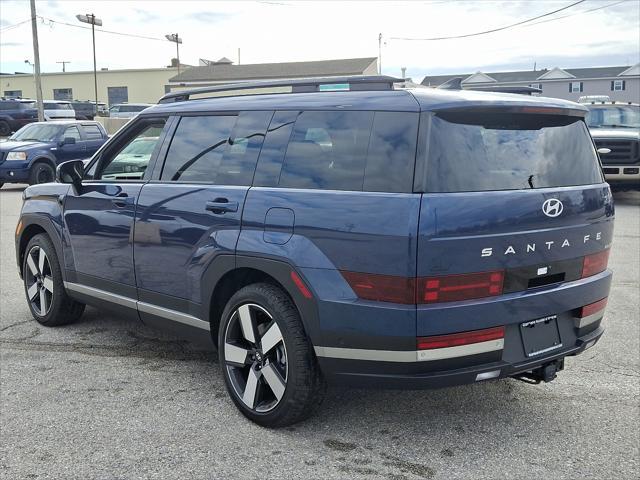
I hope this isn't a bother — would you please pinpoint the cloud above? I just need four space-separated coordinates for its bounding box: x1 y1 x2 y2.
0 42 23 47
185 11 233 23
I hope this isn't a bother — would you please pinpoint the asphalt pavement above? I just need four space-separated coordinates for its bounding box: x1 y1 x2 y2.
1 183 638 480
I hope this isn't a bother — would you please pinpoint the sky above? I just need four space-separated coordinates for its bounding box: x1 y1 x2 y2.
0 0 639 81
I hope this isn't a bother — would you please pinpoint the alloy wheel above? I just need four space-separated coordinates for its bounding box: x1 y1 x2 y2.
224 303 288 412
25 246 54 316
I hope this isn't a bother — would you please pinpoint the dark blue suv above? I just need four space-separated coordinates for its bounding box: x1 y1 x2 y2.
15 76 613 427
0 121 107 187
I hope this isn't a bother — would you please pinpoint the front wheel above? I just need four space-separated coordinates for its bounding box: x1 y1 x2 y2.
219 283 325 427
23 234 85 326
29 161 55 185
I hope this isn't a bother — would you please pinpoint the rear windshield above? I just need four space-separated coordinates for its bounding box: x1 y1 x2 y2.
44 102 72 110
425 112 603 192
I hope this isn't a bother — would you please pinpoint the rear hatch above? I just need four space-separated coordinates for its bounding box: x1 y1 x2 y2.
415 108 614 336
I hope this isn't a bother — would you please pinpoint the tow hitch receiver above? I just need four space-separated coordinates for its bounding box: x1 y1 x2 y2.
513 359 565 384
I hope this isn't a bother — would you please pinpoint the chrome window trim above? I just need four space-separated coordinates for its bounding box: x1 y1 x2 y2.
63 281 210 331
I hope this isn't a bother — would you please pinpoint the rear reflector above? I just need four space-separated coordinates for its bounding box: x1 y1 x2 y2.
417 271 504 304
340 271 415 304
579 297 608 318
290 271 313 299
582 250 609 278
417 326 505 350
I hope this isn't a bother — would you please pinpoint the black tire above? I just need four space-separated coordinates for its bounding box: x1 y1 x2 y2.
29 161 55 185
22 233 85 326
0 120 10 136
218 283 326 427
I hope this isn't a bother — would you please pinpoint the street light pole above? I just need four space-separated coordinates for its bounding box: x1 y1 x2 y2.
165 33 182 74
76 14 102 114
29 0 44 121
378 33 382 75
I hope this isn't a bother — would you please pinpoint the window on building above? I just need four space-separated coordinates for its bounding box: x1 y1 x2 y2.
570 82 583 93
3 90 22 98
529 83 542 91
53 88 73 101
611 80 626 91
107 86 128 106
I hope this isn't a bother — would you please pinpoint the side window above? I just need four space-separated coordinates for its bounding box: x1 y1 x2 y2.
278 111 373 191
82 124 104 139
161 115 236 182
90 119 166 181
217 110 272 185
253 111 297 187
363 112 418 193
64 126 82 141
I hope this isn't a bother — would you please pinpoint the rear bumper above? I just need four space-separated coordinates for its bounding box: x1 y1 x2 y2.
319 325 603 389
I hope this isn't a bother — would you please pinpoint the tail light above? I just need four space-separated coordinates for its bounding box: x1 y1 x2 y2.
340 271 415 304
579 297 608 318
417 326 505 350
341 270 504 304
417 271 504 304
582 249 609 278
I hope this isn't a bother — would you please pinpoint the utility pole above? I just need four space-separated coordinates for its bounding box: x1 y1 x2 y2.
76 14 102 114
378 33 382 74
29 0 44 121
56 61 71 72
238 47 241 65
165 33 182 74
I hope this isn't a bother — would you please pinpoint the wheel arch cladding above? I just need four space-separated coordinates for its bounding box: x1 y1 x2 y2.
17 217 64 280
30 156 56 170
204 256 321 349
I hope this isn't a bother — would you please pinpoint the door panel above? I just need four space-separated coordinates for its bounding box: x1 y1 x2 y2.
134 184 248 304
64 182 142 294
133 111 272 309
63 117 169 295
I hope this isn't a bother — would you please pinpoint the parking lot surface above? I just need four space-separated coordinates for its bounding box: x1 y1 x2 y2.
1 184 638 480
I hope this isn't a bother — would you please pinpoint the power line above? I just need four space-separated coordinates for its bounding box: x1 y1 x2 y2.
390 0 587 41
0 18 32 33
522 0 632 28
38 16 167 42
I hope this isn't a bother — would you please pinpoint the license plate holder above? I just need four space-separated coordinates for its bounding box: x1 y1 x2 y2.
520 315 562 358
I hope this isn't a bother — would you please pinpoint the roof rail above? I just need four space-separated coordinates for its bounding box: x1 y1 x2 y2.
158 75 404 104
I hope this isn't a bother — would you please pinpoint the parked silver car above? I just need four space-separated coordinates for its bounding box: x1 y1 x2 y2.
108 103 153 119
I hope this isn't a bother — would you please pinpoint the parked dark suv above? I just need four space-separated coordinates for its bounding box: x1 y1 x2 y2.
0 121 107 187
0 98 38 136
15 76 614 427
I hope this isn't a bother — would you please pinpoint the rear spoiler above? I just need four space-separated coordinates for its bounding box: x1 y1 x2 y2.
433 105 587 118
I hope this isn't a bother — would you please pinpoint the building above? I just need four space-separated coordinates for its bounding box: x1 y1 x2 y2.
168 57 379 90
1 67 180 105
421 64 640 103
1 57 379 105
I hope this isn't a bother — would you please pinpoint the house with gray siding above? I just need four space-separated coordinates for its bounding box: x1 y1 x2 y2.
421 64 640 103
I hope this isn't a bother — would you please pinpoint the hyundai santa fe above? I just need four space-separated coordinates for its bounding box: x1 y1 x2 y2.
15 76 614 427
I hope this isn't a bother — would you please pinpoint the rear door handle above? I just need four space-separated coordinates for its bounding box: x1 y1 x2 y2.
112 193 135 207
205 198 238 214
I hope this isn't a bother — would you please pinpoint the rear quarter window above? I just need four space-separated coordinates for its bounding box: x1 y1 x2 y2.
425 112 603 192
254 110 418 193
83 124 104 139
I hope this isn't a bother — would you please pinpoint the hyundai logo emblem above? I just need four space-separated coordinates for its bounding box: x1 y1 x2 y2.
542 198 563 218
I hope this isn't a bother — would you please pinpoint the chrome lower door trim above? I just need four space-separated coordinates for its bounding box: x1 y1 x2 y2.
138 301 210 331
64 281 138 310
63 281 209 331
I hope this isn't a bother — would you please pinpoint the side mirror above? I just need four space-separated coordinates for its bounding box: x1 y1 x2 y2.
597 147 611 155
56 159 84 192
61 137 76 146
